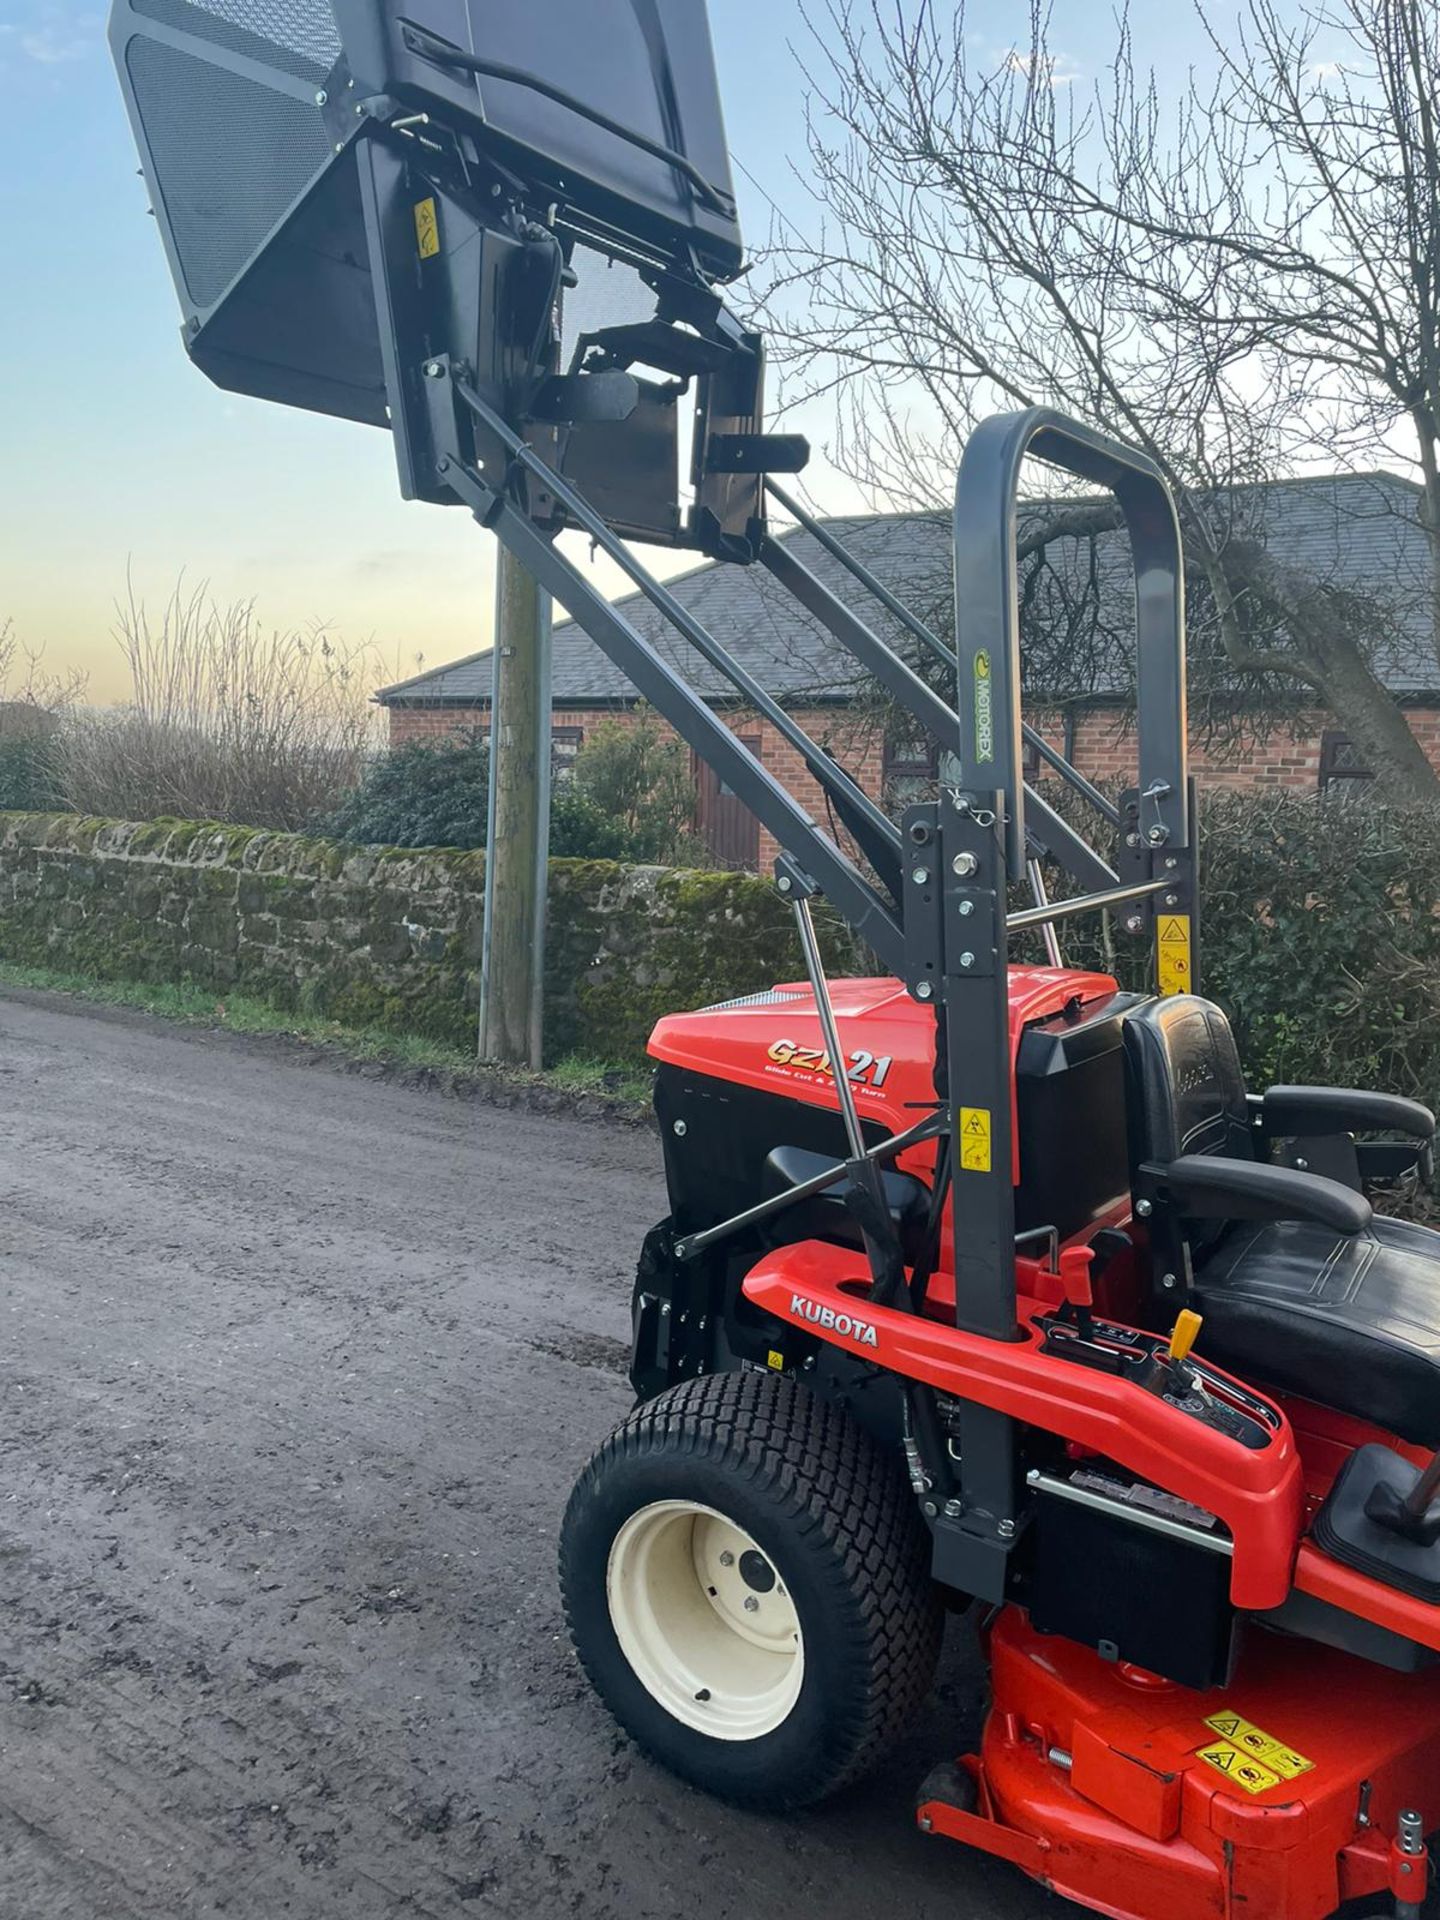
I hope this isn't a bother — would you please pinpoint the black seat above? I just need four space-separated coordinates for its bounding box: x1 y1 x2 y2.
1195 1217 1440 1449
1124 995 1440 1448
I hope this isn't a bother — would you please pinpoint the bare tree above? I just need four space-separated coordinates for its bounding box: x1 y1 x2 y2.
757 0 1440 801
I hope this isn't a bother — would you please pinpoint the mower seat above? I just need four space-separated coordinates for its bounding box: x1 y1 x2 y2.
1123 995 1440 1448
1193 1217 1440 1449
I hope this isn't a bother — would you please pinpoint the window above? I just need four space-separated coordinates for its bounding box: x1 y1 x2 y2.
882 723 1039 805
552 725 584 781
471 721 584 779
883 725 939 809
1318 730 1373 796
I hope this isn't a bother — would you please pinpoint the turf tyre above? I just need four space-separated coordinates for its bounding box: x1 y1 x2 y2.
559 1369 943 1808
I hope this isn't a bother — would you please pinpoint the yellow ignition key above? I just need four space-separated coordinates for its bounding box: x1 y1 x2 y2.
1168 1309 1204 1365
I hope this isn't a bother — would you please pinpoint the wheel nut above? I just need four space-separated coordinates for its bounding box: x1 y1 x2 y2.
743 1596 759 1613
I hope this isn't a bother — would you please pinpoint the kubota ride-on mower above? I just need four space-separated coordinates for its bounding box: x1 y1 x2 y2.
109 0 1440 1913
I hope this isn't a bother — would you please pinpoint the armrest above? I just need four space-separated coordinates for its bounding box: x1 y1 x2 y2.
1263 1085 1435 1141
1158 1155 1373 1235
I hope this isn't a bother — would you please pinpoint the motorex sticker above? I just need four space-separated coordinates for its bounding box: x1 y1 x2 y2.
974 650 994 762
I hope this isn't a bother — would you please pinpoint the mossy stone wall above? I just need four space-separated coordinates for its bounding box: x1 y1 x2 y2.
0 814 861 1063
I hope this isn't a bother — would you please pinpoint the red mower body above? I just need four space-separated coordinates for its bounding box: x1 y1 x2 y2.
643 964 1440 1919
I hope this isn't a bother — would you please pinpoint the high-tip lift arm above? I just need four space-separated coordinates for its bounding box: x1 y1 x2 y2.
111 0 1194 1596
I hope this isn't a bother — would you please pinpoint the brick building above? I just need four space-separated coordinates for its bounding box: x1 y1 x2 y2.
375 470 1440 869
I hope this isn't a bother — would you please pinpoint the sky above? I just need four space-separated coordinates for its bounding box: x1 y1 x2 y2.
0 0 1227 703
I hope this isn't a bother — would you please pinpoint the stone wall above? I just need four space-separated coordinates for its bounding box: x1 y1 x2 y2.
0 813 861 1064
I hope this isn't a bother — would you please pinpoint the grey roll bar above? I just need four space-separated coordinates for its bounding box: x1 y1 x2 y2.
953 409 1189 879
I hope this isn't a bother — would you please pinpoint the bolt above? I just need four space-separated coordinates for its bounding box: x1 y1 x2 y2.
334 141 344 152
959 951 975 969
1164 893 1179 907
424 360 444 378
743 1595 760 1613
435 456 450 474
1135 1199 1153 1218
915 980 934 1001
1165 856 1179 870
355 102 365 115
997 1519 1016 1540
1161 1272 1178 1290
918 1814 933 1834
958 899 974 917
315 88 328 105
672 1119 687 1137
719 1550 735 1567
1124 914 1145 934
922 1500 938 1518
911 866 930 886
943 1498 963 1518
952 852 979 877
1126 831 1142 849
1148 826 1168 845
1294 1157 1309 1171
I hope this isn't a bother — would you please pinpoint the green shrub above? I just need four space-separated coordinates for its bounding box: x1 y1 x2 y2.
1033 787 1440 1108
1199 792 1440 1105
318 733 639 860
0 734 62 811
570 710 704 864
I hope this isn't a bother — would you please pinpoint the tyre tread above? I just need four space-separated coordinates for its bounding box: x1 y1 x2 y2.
560 1370 942 1805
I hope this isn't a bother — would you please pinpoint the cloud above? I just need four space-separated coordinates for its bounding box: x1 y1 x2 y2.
8 5 101 65
1003 46 1079 88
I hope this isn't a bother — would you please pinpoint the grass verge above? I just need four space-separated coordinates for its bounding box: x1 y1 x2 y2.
0 960 654 1109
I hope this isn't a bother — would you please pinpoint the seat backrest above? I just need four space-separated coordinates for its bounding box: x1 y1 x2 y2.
1123 995 1253 1259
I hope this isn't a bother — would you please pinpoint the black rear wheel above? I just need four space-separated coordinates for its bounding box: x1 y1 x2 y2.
559 1370 944 1809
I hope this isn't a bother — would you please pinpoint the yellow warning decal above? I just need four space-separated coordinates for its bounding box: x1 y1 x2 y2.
1157 914 1192 996
1197 1740 1281 1795
959 1106 992 1173
766 1349 785 1372
414 196 440 259
1203 1712 1314 1782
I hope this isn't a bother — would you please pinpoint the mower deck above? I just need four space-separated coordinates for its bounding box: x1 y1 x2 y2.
921 1609 1440 1920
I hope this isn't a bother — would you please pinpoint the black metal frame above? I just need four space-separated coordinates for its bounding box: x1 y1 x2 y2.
112 9 1195 1595
362 153 1194 1578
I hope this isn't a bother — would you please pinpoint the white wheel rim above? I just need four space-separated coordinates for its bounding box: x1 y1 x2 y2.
606 1500 804 1740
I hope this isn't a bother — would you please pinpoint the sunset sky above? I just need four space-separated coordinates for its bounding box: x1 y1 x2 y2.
2 2 1232 704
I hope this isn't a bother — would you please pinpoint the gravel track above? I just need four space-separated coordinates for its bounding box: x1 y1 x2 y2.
0 986 1056 1920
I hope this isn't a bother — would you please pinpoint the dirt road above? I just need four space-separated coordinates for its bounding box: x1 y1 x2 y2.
0 987 1057 1920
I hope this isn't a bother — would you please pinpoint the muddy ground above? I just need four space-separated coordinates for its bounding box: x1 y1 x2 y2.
0 987 1066 1919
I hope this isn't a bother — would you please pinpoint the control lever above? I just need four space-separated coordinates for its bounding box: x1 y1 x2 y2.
1057 1245 1096 1342
1167 1308 1204 1369
1138 1309 1204 1396
1366 1444 1440 1546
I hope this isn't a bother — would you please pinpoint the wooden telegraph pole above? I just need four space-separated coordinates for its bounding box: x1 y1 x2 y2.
478 542 552 1069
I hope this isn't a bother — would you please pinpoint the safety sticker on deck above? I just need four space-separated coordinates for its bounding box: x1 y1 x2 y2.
1157 915 1192 995
1196 1741 1282 1796
1203 1712 1314 1782
960 1107 992 1173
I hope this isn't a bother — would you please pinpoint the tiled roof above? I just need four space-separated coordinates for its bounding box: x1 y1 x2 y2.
375 470 1436 706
